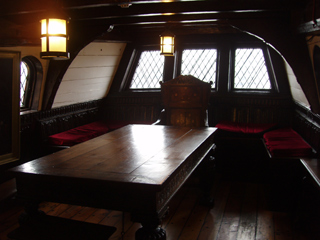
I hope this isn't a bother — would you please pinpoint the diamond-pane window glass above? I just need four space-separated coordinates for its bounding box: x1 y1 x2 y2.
130 50 164 89
20 61 29 107
181 49 217 87
234 48 271 89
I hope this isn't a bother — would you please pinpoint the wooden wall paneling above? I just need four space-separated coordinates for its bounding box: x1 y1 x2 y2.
102 94 162 123
20 100 103 161
20 93 320 162
209 95 293 127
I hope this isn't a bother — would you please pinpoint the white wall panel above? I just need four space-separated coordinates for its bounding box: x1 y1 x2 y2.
79 42 125 56
62 66 115 80
53 42 126 108
71 56 119 68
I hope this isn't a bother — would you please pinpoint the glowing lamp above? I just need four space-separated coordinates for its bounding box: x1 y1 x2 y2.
160 30 175 56
40 18 70 59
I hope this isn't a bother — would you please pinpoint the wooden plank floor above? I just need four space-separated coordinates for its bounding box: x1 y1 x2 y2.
0 173 319 240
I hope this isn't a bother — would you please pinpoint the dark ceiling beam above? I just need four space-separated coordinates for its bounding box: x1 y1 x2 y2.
0 0 303 18
99 23 241 43
0 0 287 30
63 0 308 11
64 0 206 10
72 10 287 29
66 1 285 21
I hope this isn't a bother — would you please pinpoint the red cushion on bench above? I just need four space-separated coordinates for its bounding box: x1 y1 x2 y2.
48 121 110 146
47 121 154 146
263 128 301 143
48 128 98 146
216 121 276 134
76 121 110 135
263 128 313 158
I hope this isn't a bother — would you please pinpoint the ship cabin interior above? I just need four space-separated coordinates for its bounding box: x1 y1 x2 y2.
1 0 320 239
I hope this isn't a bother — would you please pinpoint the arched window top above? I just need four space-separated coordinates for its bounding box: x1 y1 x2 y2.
20 60 30 108
20 56 43 111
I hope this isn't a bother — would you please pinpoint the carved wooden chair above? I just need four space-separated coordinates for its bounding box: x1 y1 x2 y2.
157 75 212 128
157 75 214 206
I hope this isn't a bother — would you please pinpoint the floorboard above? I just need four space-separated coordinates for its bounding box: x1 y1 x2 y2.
0 172 319 240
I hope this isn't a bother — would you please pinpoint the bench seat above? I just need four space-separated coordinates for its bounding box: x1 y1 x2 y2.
47 120 153 147
215 121 277 134
263 128 313 158
48 121 111 146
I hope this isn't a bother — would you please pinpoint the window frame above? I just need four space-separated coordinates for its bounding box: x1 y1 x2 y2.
125 46 164 92
123 40 279 95
20 56 43 112
20 59 34 109
229 44 278 93
177 46 219 89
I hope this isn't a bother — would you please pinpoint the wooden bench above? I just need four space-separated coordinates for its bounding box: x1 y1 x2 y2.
215 121 314 159
38 110 152 150
263 128 314 159
215 121 315 211
214 121 278 178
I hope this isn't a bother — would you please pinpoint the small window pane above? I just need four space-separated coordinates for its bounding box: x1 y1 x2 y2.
234 48 271 89
181 49 217 87
130 51 164 89
20 61 29 107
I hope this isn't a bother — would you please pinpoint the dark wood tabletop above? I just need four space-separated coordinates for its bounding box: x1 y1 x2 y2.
301 158 320 189
8 124 217 240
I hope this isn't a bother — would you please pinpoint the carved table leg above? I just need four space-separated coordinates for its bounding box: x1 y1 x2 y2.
135 222 166 240
199 154 216 208
132 212 167 240
19 200 45 225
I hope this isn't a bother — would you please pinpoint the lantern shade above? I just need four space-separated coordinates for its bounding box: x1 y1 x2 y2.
160 31 175 56
40 18 69 59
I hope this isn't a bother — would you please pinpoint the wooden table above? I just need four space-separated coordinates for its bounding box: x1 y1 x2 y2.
301 158 320 189
8 124 217 239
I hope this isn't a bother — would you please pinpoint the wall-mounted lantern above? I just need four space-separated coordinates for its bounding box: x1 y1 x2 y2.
40 17 70 60
160 30 175 56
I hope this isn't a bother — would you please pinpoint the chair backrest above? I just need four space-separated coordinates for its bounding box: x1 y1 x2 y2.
160 75 212 127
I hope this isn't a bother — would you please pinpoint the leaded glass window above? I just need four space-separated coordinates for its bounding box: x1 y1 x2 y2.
234 48 271 89
130 50 164 89
181 49 217 87
20 61 29 107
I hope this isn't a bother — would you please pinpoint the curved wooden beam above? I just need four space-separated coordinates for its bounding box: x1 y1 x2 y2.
229 18 320 114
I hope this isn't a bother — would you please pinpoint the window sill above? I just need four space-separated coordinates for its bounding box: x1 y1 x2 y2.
20 109 38 115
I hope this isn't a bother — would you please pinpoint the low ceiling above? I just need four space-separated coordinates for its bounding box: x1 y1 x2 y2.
0 0 319 47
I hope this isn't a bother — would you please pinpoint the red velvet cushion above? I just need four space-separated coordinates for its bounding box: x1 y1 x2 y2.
263 128 301 143
216 121 276 134
48 121 110 146
48 128 98 146
76 121 110 135
48 121 153 146
263 128 313 158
